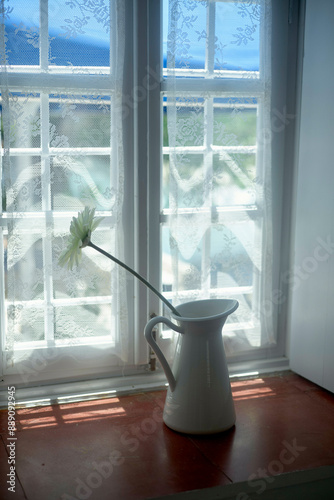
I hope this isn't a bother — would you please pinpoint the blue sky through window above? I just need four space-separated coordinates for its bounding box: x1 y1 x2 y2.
5 0 259 71
5 0 110 66
162 0 260 71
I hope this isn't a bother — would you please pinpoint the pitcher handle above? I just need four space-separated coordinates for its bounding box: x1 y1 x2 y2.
144 316 184 392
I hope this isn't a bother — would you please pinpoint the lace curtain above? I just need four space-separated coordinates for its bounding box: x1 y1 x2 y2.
1 0 275 377
0 0 128 366
164 0 274 351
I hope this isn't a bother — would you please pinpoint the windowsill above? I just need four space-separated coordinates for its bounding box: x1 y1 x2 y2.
0 356 290 408
1 370 334 499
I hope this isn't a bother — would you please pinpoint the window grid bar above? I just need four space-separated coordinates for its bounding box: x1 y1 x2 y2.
203 99 214 295
161 78 263 94
163 285 253 301
0 212 113 222
163 100 258 109
39 0 49 71
2 148 112 156
202 93 214 295
6 295 113 308
160 206 260 221
163 145 257 155
13 335 115 351
199 2 216 296
41 89 55 344
0 22 11 357
40 0 54 346
205 2 216 75
4 73 113 92
2 145 256 157
162 69 260 79
5 65 111 74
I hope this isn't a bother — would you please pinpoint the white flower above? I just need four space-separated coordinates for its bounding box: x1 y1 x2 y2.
58 207 103 270
59 206 180 316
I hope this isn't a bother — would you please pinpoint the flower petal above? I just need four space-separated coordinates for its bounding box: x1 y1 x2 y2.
58 207 105 269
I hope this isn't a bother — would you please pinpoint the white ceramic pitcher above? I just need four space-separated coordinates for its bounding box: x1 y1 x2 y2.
144 298 239 434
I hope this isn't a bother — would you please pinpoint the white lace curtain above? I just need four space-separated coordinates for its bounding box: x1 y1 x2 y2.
0 0 128 362
0 0 275 372
164 0 274 350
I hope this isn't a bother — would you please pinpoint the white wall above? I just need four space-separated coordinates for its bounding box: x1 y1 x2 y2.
288 0 334 392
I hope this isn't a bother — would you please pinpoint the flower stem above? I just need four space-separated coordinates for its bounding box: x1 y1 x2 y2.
88 241 181 317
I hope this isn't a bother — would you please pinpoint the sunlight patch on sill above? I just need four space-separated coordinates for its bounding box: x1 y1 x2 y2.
16 397 127 429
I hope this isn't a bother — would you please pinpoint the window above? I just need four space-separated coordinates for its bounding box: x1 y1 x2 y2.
1 0 130 385
0 0 292 391
159 0 277 360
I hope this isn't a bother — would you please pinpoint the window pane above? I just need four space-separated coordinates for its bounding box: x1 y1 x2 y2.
163 97 205 147
54 304 114 341
4 156 42 212
3 0 110 68
212 153 256 207
49 1 110 68
6 231 44 301
162 225 202 293
215 2 260 72
210 223 256 289
162 153 206 209
213 98 258 146
176 105 204 146
5 1 40 66
49 95 110 148
164 0 207 70
53 225 114 300
163 0 260 75
6 93 41 149
162 220 257 294
8 306 45 343
50 156 112 212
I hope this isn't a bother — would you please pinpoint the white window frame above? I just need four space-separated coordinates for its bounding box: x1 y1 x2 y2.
0 0 298 403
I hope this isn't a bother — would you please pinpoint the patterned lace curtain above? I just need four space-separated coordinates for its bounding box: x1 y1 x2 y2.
0 1 128 366
164 0 274 351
